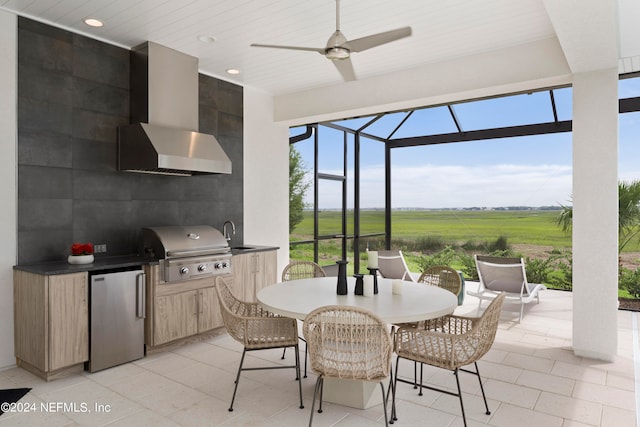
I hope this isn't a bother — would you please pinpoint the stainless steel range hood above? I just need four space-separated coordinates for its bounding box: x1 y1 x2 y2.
118 42 231 176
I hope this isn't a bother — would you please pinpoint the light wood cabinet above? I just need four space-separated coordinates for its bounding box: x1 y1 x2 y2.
198 287 223 332
233 250 277 302
14 270 89 381
145 264 226 348
154 290 199 345
145 249 276 350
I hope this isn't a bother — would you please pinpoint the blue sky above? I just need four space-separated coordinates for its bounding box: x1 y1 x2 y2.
293 79 640 209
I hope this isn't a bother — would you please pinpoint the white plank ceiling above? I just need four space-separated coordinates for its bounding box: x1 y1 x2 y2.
1 0 639 95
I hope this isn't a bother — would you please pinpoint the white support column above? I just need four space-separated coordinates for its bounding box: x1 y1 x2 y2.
572 68 618 361
0 9 17 369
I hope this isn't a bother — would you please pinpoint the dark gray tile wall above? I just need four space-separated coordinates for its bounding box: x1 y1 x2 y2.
17 18 244 264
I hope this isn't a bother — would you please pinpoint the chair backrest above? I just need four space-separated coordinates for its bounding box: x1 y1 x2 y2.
303 305 393 381
418 265 462 296
215 278 249 343
475 255 530 295
281 260 327 281
471 292 506 359
377 250 415 281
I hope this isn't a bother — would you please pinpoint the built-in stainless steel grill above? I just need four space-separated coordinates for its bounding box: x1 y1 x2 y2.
142 225 232 282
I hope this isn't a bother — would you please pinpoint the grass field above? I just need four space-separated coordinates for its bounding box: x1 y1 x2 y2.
290 209 640 299
292 209 573 248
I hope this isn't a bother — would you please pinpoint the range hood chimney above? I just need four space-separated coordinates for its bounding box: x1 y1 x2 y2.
118 42 232 176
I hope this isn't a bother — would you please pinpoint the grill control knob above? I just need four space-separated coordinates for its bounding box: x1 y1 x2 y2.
222 261 229 269
214 262 222 270
198 264 207 272
179 266 190 275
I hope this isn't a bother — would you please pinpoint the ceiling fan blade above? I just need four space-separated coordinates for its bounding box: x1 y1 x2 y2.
347 26 412 53
332 58 356 82
250 43 325 54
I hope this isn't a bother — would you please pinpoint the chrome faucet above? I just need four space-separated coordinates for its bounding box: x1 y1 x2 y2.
223 220 236 242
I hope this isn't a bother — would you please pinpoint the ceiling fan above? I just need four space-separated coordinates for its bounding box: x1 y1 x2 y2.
250 0 412 82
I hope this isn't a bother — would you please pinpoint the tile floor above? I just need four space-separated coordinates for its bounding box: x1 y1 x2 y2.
0 284 637 427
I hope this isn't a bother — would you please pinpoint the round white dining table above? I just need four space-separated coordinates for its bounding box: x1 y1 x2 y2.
257 276 458 324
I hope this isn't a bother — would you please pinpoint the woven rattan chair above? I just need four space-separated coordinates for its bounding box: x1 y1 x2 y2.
215 278 304 412
392 293 506 427
377 250 418 282
281 260 327 377
468 255 546 322
401 265 464 392
418 265 462 297
282 260 327 281
303 305 394 426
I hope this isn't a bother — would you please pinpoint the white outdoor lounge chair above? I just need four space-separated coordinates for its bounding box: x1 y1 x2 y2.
377 250 418 282
467 255 546 322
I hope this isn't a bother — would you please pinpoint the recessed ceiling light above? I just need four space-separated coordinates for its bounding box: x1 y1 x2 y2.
83 18 103 27
197 35 216 43
226 69 241 75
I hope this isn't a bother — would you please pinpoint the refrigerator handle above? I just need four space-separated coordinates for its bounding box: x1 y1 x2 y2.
137 272 146 319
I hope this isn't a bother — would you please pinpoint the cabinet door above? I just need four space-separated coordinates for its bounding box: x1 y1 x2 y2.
231 253 253 301
154 290 198 345
231 251 278 302
198 287 223 332
48 273 89 371
254 251 277 299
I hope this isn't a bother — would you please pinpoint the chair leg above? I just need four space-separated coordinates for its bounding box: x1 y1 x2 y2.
294 343 304 409
379 381 390 427
290 336 308 378
453 368 468 427
519 303 524 322
418 363 424 396
318 374 324 414
474 362 491 415
228 347 247 412
385 372 395 424
413 361 418 389
281 347 286 360
391 355 400 422
304 341 308 378
308 376 323 426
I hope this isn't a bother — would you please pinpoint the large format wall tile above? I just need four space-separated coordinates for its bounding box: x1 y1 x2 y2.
17 17 244 264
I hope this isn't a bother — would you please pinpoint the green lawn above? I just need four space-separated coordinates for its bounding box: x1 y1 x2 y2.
293 209 573 248
290 209 640 298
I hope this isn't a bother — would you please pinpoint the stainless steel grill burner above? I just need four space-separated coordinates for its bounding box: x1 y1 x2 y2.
142 225 231 282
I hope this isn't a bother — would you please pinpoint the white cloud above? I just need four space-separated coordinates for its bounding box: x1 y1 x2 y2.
308 164 573 208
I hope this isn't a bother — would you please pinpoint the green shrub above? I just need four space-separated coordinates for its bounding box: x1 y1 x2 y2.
458 252 478 281
620 267 640 298
490 235 509 251
544 251 573 290
524 256 553 284
417 246 458 272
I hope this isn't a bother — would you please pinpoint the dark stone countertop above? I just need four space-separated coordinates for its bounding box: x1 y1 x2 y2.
13 255 157 276
13 246 279 276
230 245 279 255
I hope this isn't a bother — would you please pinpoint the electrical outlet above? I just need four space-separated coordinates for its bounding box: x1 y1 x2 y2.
94 244 107 253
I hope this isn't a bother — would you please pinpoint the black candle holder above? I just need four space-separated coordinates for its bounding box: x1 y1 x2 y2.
336 260 348 295
353 274 364 295
367 268 379 294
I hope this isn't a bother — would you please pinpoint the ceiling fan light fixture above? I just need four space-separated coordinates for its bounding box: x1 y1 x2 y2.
325 47 350 60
